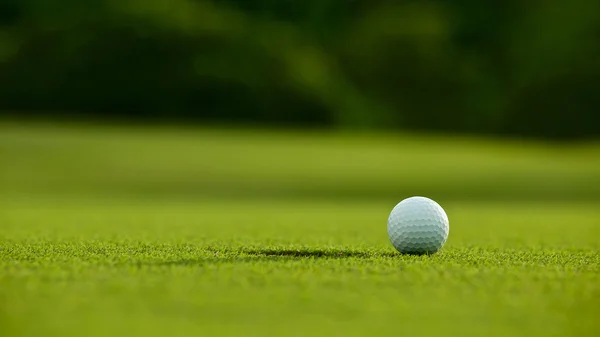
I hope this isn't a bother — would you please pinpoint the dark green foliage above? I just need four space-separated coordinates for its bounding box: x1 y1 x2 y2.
0 0 599 138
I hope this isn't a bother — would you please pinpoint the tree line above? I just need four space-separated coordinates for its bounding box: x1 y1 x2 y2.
1 0 599 139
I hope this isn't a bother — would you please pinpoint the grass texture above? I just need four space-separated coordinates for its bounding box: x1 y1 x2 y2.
1 122 599 337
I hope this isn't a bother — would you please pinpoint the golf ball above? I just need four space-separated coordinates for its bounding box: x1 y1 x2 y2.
387 196 449 254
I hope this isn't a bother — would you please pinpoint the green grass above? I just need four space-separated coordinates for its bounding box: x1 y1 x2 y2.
1 121 600 201
1 121 599 337
1 196 599 337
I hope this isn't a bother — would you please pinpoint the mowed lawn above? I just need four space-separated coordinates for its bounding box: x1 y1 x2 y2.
1 122 599 337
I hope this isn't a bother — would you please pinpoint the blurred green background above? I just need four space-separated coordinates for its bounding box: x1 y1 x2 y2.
1 0 599 139
1 3 600 337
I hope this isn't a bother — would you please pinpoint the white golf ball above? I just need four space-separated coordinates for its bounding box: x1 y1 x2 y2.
387 196 449 254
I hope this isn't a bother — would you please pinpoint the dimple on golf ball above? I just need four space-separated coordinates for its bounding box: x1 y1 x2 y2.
387 196 449 255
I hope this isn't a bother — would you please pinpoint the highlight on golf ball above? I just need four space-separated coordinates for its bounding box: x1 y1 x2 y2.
387 196 450 255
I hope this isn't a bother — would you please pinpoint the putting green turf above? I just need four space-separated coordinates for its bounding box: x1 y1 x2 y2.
1 197 599 337
1 122 599 337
